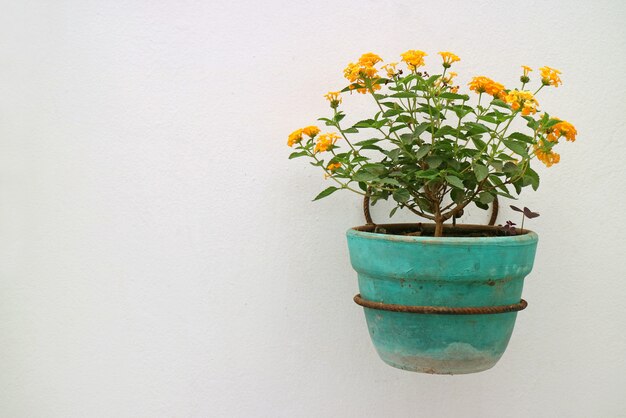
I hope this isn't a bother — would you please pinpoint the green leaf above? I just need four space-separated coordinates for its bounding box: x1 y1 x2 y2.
471 136 487 150
389 124 408 133
413 123 430 137
543 118 561 129
333 112 345 123
439 92 470 101
288 151 308 159
465 122 491 134
353 119 377 129
475 201 489 210
415 144 431 160
508 132 534 143
491 99 511 109
385 148 401 161
354 139 380 147
381 177 401 186
383 108 405 117
392 188 411 203
353 170 378 182
502 140 529 156
474 164 489 182
524 167 540 190
425 156 442 169
445 175 465 189
389 207 399 218
434 125 459 138
391 91 420 98
313 186 338 201
450 188 465 203
478 191 494 204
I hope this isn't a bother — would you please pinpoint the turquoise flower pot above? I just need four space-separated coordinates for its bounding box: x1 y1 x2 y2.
347 224 538 374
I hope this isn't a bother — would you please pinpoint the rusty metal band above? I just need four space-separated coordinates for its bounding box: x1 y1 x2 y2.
353 294 527 315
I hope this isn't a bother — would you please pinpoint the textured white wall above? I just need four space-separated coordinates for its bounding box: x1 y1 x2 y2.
1 0 625 417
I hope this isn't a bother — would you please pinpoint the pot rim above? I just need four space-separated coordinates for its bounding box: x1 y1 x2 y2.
347 223 538 245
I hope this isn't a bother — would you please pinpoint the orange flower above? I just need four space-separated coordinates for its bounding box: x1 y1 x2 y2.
314 133 340 153
327 162 341 171
547 120 577 142
533 141 560 167
302 126 320 138
468 76 506 98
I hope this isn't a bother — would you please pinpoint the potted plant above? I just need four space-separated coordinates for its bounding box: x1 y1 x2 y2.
286 51 577 374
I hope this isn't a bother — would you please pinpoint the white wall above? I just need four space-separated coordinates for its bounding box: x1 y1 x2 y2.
1 1 625 416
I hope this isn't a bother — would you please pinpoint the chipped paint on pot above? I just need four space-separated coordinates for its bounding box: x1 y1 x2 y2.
346 223 538 375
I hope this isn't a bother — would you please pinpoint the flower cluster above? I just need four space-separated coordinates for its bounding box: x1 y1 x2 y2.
287 126 321 147
344 53 382 94
400 50 427 71
548 120 577 142
540 66 562 87
468 76 506 99
286 49 579 235
324 91 342 108
504 90 539 115
314 132 340 153
439 51 460 68
287 49 578 224
534 141 560 167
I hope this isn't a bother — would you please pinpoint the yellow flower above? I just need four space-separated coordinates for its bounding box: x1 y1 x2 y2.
533 141 560 167
438 51 460 68
287 129 303 147
327 162 341 171
547 120 577 142
358 52 382 67
302 125 320 138
468 76 506 98
324 91 342 108
504 90 539 115
400 50 427 71
314 132 340 153
382 62 399 78
539 66 562 87
343 53 382 94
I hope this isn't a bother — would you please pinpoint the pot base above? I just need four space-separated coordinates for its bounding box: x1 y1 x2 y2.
378 343 502 375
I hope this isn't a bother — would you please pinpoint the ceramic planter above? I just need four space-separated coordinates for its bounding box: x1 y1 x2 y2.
346 223 538 374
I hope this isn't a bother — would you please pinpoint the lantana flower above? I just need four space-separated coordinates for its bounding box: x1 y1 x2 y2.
314 132 340 153
504 90 539 115
539 66 562 87
400 50 427 71
438 51 460 68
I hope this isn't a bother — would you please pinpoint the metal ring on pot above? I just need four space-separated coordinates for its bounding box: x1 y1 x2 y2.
353 294 527 315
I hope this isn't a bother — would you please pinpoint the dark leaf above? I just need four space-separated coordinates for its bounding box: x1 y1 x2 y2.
523 207 540 218
510 205 523 213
